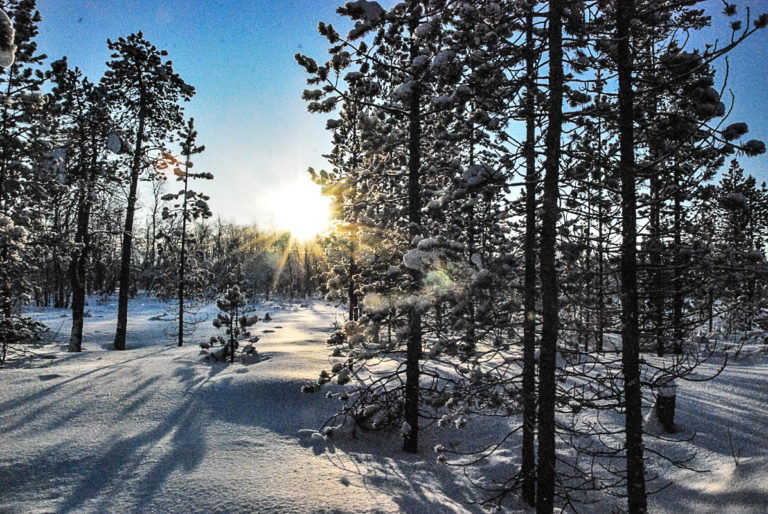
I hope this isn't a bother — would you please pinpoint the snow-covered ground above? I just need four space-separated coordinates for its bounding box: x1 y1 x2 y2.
1 296 489 513
1 295 767 513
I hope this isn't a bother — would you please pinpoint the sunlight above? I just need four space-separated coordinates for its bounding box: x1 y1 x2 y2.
268 179 331 240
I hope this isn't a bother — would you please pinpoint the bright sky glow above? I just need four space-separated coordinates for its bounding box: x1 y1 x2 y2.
267 180 331 240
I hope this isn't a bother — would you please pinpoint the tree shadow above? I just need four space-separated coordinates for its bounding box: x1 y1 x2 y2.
0 349 211 513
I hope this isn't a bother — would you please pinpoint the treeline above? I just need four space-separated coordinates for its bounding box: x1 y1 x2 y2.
0 1 324 362
297 1 768 512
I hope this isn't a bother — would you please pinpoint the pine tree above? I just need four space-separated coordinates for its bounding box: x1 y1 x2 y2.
536 1 564 511
715 159 768 331
211 285 258 364
0 0 49 363
159 117 213 347
100 32 194 350
49 58 114 352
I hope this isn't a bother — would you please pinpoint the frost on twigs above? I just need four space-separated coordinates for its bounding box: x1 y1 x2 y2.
0 9 15 68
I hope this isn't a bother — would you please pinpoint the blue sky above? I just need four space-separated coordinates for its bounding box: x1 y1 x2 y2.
37 0 349 226
34 0 768 225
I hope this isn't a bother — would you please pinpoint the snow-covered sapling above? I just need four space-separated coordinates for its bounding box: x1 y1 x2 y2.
210 285 259 363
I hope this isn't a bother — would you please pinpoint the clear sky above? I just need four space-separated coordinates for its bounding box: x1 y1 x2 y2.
37 0 352 227
34 0 768 226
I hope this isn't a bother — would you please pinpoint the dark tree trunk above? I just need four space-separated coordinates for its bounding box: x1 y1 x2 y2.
537 1 564 511
178 158 190 347
650 174 665 357
672 167 683 354
592 70 607 354
69 166 95 351
114 106 146 351
70 130 102 352
304 245 311 298
402 2 422 454
348 250 357 321
521 6 538 507
617 0 648 511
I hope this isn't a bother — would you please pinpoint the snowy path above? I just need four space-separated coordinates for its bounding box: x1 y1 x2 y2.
0 301 478 514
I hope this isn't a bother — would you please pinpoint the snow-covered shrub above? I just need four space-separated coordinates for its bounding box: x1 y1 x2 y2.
207 285 259 364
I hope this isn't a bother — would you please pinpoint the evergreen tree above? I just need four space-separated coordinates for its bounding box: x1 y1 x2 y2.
715 159 768 330
100 32 194 350
159 117 213 347
211 285 258 364
49 58 114 352
0 0 49 363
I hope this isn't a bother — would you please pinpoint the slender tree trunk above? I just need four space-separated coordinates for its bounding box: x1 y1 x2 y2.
617 0 648 511
597 173 605 353
229 303 237 364
114 106 146 351
672 168 683 354
650 174 665 357
348 250 357 321
69 203 89 352
537 1 564 511
521 6 538 507
304 245 311 298
69 146 97 352
178 161 189 347
403 2 422 454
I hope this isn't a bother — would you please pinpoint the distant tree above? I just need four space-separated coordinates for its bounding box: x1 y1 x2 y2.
715 159 768 330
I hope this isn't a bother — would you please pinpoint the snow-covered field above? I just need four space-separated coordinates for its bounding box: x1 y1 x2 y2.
1 295 767 513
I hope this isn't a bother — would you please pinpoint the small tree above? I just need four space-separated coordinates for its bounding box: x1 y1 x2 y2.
211 285 258 363
160 117 213 346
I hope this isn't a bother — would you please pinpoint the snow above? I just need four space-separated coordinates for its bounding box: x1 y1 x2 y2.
2 295 768 512
0 8 15 68
107 133 124 154
344 0 386 24
2 295 488 513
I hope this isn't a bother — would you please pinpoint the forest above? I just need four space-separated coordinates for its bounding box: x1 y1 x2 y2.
1 0 768 513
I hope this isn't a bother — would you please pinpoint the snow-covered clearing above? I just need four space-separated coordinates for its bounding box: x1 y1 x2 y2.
1 296 483 513
1 295 767 513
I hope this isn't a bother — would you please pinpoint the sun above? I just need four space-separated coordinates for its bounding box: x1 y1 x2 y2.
270 179 332 240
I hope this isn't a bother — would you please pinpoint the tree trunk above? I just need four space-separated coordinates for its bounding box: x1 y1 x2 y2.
521 6 538 507
304 245 311 299
402 2 422 454
617 0 648 511
114 106 146 351
348 250 357 321
672 167 683 354
69 184 92 352
650 174 665 356
178 159 189 347
70 134 100 352
537 1 564 511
